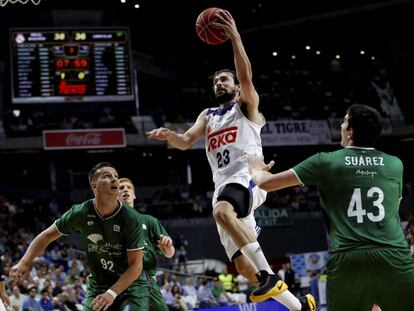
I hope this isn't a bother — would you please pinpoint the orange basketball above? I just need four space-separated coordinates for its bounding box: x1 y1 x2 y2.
195 7 229 45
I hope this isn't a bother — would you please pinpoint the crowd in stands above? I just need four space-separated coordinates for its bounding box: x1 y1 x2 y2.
158 272 249 311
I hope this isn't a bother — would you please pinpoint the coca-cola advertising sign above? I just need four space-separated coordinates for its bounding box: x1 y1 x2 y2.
43 129 126 150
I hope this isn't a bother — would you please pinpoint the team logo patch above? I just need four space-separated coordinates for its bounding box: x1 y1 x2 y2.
87 233 103 244
113 224 120 232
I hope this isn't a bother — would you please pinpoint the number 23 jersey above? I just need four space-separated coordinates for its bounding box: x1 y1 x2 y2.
205 102 265 189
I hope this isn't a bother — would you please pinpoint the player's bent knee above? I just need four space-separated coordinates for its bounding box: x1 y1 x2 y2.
213 202 235 223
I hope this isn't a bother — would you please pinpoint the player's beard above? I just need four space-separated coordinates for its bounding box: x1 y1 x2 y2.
215 88 236 104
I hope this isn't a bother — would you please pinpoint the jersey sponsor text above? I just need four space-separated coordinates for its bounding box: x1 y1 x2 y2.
207 126 238 152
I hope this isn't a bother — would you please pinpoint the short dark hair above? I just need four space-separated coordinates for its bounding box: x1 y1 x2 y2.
29 286 37 292
88 162 116 183
213 69 239 85
346 104 382 147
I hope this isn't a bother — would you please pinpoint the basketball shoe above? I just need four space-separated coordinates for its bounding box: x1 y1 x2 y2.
299 294 317 311
249 270 288 302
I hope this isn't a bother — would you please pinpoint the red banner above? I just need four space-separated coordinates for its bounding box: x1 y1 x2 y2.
43 129 126 150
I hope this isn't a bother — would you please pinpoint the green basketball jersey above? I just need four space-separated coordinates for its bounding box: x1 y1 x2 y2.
139 213 169 276
54 199 145 294
292 147 408 253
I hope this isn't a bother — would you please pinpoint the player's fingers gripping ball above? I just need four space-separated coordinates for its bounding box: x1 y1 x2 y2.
196 7 229 45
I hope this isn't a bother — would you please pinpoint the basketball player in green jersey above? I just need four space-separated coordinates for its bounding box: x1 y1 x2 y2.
248 104 414 311
10 163 149 311
118 177 175 311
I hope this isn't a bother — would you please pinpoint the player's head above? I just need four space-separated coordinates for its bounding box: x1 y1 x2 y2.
341 104 382 148
88 162 119 195
213 69 239 104
118 177 136 207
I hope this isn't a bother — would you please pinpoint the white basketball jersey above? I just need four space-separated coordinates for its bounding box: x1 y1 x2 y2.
205 101 265 189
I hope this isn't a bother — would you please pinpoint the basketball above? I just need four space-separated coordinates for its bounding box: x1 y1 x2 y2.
195 7 229 45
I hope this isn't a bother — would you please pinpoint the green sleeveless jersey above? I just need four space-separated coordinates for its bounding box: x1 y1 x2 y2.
54 199 145 293
138 213 169 276
292 147 408 253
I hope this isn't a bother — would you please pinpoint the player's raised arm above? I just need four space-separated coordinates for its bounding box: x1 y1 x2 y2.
215 10 260 120
146 109 207 150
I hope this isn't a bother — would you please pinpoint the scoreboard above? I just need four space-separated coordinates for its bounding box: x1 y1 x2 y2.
10 29 134 104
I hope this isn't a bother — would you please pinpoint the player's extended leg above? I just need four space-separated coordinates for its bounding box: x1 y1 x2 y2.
213 183 286 303
213 183 316 309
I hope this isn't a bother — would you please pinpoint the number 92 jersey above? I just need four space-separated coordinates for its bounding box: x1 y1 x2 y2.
54 199 145 294
292 146 408 253
205 102 265 189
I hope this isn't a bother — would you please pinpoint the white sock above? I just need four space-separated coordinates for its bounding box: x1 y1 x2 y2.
272 291 302 311
240 242 273 274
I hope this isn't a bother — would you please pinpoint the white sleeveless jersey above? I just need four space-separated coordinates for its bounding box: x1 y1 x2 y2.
204 101 265 189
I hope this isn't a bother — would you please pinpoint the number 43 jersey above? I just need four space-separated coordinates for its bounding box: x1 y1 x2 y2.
205 102 265 189
292 146 408 253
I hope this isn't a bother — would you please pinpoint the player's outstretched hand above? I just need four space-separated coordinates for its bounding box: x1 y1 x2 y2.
158 234 173 250
248 155 274 173
248 155 274 189
90 292 115 311
9 261 30 283
146 127 171 141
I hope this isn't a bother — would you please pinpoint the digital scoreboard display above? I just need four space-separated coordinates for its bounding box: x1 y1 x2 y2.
10 29 134 104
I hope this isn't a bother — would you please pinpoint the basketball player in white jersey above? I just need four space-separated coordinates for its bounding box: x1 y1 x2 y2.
146 9 315 311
